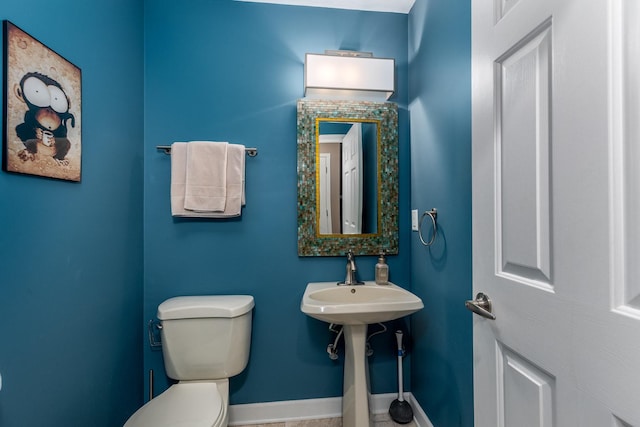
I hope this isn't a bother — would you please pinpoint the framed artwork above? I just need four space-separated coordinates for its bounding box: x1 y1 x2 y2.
3 20 82 182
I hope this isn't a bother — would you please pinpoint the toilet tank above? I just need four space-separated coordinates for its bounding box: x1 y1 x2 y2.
157 295 254 381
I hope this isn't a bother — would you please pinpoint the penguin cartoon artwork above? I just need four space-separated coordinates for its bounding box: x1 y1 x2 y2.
3 21 81 182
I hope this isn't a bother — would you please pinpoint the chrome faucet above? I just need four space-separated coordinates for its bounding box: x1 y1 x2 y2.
339 250 364 286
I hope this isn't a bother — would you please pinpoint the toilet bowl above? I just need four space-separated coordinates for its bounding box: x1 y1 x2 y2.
124 295 254 427
124 381 226 427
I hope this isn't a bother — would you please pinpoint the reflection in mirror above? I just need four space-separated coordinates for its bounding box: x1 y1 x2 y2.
297 99 398 256
318 121 378 235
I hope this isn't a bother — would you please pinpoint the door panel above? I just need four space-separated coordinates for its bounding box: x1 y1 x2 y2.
612 0 640 312
319 153 332 234
498 344 554 427
496 21 552 287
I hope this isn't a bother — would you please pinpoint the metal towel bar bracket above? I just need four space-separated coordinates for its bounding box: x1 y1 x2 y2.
418 208 438 246
156 145 258 157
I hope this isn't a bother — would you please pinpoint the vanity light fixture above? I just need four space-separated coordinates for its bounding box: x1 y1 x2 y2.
304 50 395 101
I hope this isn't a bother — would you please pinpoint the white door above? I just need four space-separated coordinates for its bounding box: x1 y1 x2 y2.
471 0 640 425
318 152 332 234
342 123 362 234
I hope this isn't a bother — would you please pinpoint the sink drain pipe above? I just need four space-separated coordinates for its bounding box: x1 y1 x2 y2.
327 322 387 360
327 324 343 360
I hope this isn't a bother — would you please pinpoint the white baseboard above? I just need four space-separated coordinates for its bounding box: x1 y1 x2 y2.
228 393 434 426
228 396 341 425
406 393 435 427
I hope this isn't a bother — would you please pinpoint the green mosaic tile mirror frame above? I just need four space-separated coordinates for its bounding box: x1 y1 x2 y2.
297 99 399 257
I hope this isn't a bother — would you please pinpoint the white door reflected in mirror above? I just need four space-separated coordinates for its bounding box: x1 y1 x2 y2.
342 123 362 234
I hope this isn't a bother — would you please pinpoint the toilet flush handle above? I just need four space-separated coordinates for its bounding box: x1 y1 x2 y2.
147 320 163 348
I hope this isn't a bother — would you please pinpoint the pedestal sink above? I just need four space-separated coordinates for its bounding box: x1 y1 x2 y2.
301 282 424 427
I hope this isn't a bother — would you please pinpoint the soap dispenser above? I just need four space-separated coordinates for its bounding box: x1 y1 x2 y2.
375 251 389 285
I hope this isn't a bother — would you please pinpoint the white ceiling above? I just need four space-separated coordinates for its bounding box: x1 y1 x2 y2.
235 0 416 14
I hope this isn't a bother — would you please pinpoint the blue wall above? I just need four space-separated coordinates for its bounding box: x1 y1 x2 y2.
0 0 144 426
143 0 411 406
408 0 473 426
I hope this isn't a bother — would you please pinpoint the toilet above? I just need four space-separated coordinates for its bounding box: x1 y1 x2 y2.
124 295 254 427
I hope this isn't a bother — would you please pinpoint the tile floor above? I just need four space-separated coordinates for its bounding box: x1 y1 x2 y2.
236 412 418 427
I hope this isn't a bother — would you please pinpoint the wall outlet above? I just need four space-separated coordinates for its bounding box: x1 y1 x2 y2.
411 209 419 231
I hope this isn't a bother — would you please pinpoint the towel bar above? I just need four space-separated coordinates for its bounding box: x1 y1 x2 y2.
156 145 258 157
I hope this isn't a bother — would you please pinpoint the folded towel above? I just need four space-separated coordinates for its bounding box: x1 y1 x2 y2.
184 141 228 212
221 144 245 216
170 141 245 218
170 142 194 217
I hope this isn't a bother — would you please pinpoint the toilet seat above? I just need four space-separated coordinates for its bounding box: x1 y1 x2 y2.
124 382 225 427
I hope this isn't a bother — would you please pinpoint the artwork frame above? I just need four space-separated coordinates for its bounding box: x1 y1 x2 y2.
3 20 82 182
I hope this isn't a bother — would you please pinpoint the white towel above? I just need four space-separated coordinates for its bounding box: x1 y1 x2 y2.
171 142 198 217
170 141 245 218
184 141 228 212
222 144 245 216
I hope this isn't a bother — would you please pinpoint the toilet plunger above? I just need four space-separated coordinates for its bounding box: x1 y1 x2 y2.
389 330 414 424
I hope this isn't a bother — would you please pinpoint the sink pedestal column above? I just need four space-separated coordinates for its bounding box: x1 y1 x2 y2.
342 324 373 427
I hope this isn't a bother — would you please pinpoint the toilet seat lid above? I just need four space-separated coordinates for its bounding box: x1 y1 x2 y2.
124 382 224 427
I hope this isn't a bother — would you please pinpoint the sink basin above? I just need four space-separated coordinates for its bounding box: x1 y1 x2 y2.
301 281 424 325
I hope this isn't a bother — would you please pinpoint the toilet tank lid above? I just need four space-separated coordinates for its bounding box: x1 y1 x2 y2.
157 295 254 320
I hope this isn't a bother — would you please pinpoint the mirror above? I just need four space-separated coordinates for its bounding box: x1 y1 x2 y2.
318 121 378 235
297 99 398 256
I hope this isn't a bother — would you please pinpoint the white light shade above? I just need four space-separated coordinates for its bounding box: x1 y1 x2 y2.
304 53 395 101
